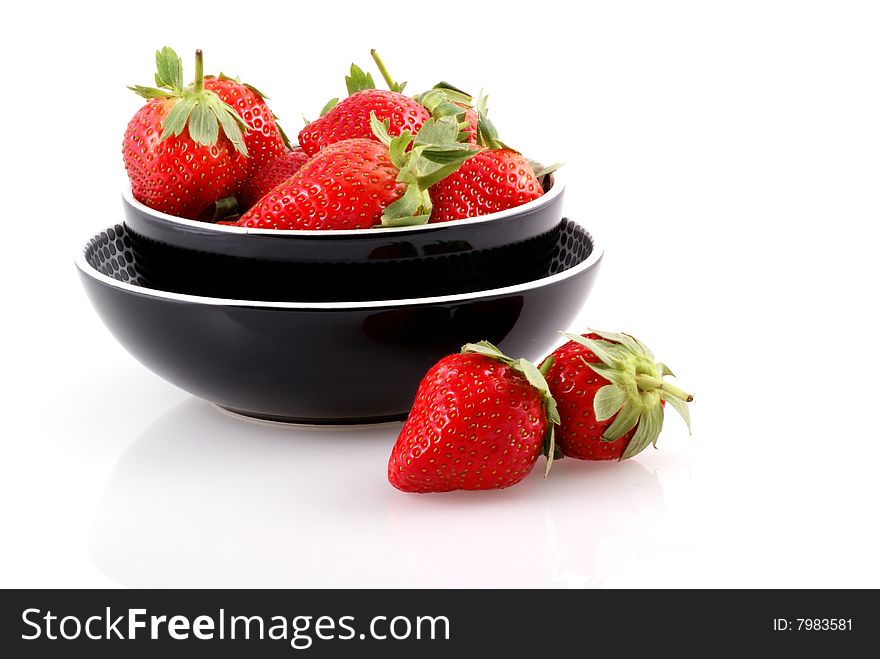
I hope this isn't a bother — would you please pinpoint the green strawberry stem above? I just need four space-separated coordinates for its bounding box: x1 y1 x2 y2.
634 375 693 402
193 49 204 93
370 49 405 92
212 195 239 221
129 46 251 156
562 330 694 460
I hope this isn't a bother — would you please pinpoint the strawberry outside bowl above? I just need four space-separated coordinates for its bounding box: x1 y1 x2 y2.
76 218 602 424
120 173 565 302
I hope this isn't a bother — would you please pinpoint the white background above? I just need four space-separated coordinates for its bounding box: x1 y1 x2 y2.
1 0 878 587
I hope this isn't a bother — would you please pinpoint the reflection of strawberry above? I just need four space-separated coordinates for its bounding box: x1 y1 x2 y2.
237 114 477 230
429 148 543 222
204 74 288 181
388 342 560 493
541 331 693 461
237 147 309 210
124 48 251 219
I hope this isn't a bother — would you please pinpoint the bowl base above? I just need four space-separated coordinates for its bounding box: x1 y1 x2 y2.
212 404 408 428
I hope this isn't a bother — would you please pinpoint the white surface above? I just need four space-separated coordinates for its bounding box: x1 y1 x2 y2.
1 0 879 588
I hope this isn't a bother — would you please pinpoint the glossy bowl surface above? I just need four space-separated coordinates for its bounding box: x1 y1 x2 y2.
128 225 562 302
77 218 601 423
123 175 565 301
121 173 564 262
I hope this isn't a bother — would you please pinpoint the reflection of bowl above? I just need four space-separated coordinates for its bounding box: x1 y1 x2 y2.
90 399 663 587
76 219 602 424
122 175 565 301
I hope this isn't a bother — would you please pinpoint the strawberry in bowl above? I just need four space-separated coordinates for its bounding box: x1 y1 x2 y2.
119 48 567 305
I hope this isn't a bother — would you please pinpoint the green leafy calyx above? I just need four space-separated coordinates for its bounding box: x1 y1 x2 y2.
562 330 694 460
345 63 376 96
475 92 513 151
369 112 479 226
128 47 251 156
461 341 561 477
343 51 405 97
319 98 339 117
273 115 293 151
532 161 564 179
413 84 476 144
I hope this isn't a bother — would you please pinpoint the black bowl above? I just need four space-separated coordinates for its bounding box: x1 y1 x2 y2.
127 225 562 302
122 173 564 261
122 175 565 302
77 218 601 424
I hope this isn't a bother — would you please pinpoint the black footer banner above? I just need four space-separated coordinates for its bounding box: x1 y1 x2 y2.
0 589 872 656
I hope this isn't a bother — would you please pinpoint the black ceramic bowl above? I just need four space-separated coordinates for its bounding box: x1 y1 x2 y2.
122 174 565 302
77 218 601 424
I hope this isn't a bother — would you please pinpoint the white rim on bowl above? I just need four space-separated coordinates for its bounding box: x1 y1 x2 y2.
75 219 602 310
122 172 564 237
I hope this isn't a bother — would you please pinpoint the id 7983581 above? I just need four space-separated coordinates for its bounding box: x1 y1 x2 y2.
772 619 853 632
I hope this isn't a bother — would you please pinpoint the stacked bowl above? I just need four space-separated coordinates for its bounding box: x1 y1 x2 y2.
76 173 603 424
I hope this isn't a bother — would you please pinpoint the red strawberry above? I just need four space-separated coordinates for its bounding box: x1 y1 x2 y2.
427 90 559 222
236 114 477 230
123 47 250 219
299 90 430 156
235 138 402 230
237 147 310 210
388 342 560 493
298 50 428 157
541 331 693 461
429 148 544 222
204 74 288 182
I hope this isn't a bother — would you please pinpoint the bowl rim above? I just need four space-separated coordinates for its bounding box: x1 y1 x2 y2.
122 171 564 237
76 219 602 310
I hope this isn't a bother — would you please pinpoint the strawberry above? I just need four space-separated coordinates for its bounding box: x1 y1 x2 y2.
427 91 563 222
235 138 401 230
236 114 477 230
203 73 289 182
123 47 250 219
299 51 433 157
541 331 693 461
237 147 310 210
388 342 560 493
299 90 430 156
428 148 544 222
